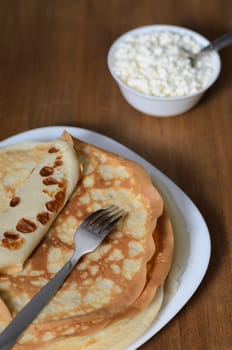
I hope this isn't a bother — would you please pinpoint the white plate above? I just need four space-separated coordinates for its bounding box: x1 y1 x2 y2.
0 126 211 349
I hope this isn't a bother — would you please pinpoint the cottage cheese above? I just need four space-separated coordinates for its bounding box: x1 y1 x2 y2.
113 31 214 97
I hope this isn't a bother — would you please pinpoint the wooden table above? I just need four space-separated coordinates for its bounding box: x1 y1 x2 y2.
0 1 231 349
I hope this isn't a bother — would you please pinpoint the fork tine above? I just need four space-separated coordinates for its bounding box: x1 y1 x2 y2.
80 206 111 228
80 205 115 228
98 212 125 235
89 206 118 226
91 207 125 235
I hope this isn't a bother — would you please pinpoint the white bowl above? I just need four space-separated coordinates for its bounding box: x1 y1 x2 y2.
107 25 221 117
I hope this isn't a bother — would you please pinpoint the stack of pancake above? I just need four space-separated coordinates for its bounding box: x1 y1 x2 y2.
0 132 174 350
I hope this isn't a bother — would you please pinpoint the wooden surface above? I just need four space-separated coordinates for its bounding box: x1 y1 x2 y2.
0 1 231 349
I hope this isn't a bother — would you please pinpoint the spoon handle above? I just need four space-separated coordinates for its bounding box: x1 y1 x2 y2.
202 31 232 53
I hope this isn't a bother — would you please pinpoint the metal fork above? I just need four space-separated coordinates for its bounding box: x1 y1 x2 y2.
0 205 124 350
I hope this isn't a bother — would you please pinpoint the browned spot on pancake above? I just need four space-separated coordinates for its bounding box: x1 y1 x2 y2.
37 212 50 225
46 190 65 212
58 181 65 188
3 231 19 240
16 218 37 233
1 234 25 250
9 197 20 207
48 147 60 153
40 166 54 177
54 159 63 167
43 177 58 186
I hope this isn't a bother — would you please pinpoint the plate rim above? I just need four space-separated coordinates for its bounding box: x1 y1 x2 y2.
0 126 211 349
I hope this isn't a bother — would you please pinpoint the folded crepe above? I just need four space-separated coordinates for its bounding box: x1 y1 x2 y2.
0 136 81 274
0 133 174 349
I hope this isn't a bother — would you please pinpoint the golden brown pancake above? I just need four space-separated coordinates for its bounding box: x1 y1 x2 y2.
0 134 174 349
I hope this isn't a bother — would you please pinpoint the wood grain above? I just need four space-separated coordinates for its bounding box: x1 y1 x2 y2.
0 1 231 349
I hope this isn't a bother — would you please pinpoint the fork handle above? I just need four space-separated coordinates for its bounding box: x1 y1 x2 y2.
0 254 82 350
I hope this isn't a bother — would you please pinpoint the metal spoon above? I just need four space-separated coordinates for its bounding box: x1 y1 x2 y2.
186 31 232 66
